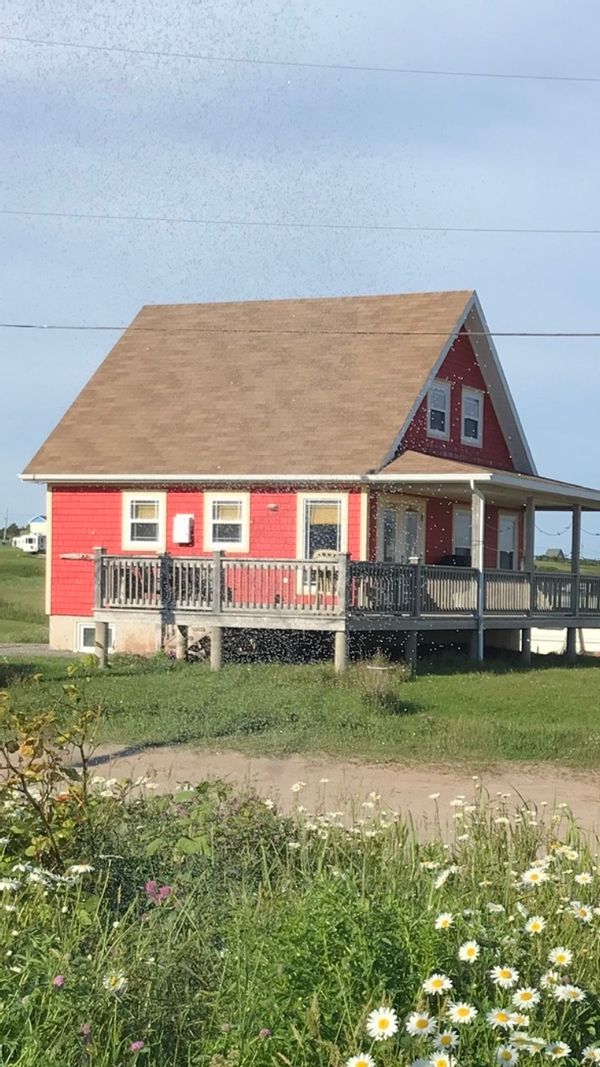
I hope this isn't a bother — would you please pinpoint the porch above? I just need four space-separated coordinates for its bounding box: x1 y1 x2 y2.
92 551 600 670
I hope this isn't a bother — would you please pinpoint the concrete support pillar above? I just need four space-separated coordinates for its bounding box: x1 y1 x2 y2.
94 620 109 668
566 627 577 663
334 630 348 673
404 631 418 674
175 625 188 661
210 626 223 671
521 628 532 666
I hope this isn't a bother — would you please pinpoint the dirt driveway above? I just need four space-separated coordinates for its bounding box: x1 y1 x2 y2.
84 744 600 834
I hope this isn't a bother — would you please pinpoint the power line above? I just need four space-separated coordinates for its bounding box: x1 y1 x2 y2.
2 321 600 338
2 33 600 86
3 206 600 238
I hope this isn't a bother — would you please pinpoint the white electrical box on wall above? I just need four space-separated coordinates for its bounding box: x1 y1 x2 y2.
173 514 194 545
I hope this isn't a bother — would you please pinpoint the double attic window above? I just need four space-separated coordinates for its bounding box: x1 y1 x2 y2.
426 380 484 448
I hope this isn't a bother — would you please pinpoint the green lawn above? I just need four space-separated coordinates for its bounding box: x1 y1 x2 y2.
0 547 48 642
2 653 600 767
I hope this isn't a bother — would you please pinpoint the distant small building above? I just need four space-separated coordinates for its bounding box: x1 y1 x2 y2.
29 514 47 537
543 548 566 561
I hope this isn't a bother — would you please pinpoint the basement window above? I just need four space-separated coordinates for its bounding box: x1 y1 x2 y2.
427 380 451 440
77 623 114 654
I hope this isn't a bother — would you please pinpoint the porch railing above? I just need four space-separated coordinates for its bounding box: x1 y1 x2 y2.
96 553 600 620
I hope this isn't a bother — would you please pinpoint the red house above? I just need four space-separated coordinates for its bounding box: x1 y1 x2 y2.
22 290 600 668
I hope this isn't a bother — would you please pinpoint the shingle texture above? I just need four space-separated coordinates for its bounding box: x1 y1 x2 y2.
23 291 474 477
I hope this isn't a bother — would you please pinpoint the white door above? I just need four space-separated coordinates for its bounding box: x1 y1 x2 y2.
498 515 517 570
378 501 424 563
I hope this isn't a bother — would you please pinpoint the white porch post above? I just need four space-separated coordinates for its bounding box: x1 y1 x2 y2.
470 487 485 662
566 505 582 661
522 496 535 663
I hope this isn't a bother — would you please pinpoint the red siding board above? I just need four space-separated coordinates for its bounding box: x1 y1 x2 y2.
401 332 515 471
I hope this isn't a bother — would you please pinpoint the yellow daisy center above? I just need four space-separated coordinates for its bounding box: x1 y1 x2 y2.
500 1054 513 1062
415 1019 428 1030
378 1019 389 1030
440 1035 452 1046
457 1007 469 1018
521 992 533 1001
496 1012 509 1022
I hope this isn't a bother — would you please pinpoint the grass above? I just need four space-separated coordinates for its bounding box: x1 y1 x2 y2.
0 546 47 642
2 652 600 767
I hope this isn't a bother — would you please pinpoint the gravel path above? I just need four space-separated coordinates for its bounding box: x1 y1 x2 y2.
0 643 76 657
83 745 600 832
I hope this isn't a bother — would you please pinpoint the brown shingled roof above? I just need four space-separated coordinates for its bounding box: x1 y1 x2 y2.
23 290 474 478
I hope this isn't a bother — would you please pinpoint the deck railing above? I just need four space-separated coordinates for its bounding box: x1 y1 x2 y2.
96 553 600 620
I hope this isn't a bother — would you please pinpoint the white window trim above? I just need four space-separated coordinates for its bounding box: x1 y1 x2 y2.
497 511 519 571
461 386 484 448
426 379 451 441
76 621 114 653
122 491 166 551
204 492 250 552
296 492 349 560
452 505 472 558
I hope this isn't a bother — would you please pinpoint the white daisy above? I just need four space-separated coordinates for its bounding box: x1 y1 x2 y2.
574 872 593 885
290 782 306 793
423 973 453 996
487 1008 514 1030
545 1042 571 1059
366 1007 398 1042
405 1011 437 1038
68 864 94 875
571 902 594 923
447 1001 477 1025
408 1060 431 1067
582 1046 600 1063
510 1032 535 1051
434 1030 459 1050
0 879 20 892
512 988 540 1009
548 946 572 968
510 1013 530 1029
496 1047 519 1065
553 984 586 1003
434 912 454 930
429 1055 454 1067
540 970 560 990
458 940 480 963
524 915 545 935
345 1056 375 1067
521 867 548 886
102 973 127 994
490 964 520 989
488 902 506 914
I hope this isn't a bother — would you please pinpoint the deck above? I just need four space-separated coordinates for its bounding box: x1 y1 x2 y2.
94 552 600 634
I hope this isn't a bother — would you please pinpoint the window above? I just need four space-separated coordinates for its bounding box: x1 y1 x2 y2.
77 622 114 653
297 494 348 560
461 387 484 447
498 514 517 570
204 493 249 551
122 492 165 550
382 508 397 563
453 508 472 562
427 380 450 439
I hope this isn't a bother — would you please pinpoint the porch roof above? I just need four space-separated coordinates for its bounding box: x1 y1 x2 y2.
374 451 600 510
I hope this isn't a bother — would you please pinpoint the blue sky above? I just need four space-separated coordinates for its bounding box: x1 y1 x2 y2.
2 0 600 555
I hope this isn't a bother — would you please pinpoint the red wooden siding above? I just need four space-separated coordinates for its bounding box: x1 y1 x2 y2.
424 500 522 568
50 486 363 617
401 332 515 470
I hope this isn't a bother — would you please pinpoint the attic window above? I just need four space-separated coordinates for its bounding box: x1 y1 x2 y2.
427 380 450 440
461 387 484 447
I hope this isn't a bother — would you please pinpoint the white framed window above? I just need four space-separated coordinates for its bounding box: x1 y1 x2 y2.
498 513 518 570
461 387 484 447
77 622 114 653
427 379 451 440
453 507 472 562
122 492 166 551
296 493 348 560
204 493 250 552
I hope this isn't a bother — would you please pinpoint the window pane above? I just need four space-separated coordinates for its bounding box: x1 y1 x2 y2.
464 417 479 439
464 396 480 419
213 523 242 543
431 387 447 412
131 522 159 541
430 408 446 432
383 509 396 563
213 501 242 523
131 501 159 521
454 511 471 551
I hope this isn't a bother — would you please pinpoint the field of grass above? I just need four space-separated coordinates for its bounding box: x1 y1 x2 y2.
2 653 600 767
0 546 47 642
2 700 600 1066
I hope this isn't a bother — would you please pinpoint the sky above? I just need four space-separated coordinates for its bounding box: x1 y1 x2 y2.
2 0 600 556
